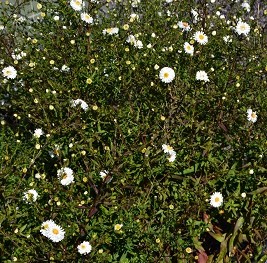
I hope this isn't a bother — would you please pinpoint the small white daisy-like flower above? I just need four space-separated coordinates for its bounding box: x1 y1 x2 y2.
134 40 143 49
70 0 84 11
61 65 70 72
191 9 199 23
103 27 119 36
162 144 174 154
210 192 223 207
194 31 208 45
23 189 38 203
131 0 140 7
249 169 254 174
71 99 88 111
247 109 257 123
223 35 232 43
159 67 175 83
126 34 136 45
77 241 92 255
33 128 44 138
40 220 56 238
81 13 93 24
235 21 250 36
196 70 209 82
184 42 194 55
57 167 74 186
47 223 65 242
100 170 109 180
114 224 123 231
2 66 17 79
178 21 191 31
167 150 176 162
241 2 250 12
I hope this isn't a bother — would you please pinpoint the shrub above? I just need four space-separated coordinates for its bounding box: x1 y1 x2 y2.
0 0 267 262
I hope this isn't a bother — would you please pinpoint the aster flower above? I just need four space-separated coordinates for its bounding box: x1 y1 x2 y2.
40 220 56 238
71 99 88 111
70 0 84 11
23 189 38 203
162 144 174 154
46 223 65 242
178 21 191 31
159 67 175 83
194 31 208 45
247 109 257 123
2 66 17 79
184 42 194 55
33 128 44 138
114 224 123 231
210 192 223 207
57 167 74 185
77 241 92 255
134 40 143 49
196 70 209 82
81 13 93 24
103 27 119 36
235 21 250 36
126 34 136 45
167 150 176 162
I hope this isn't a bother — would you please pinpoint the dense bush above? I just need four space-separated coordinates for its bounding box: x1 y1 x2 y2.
0 0 267 262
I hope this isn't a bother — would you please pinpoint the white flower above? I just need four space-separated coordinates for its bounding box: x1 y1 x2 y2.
23 189 38 203
235 21 250 36
178 21 191 31
78 241 92 255
241 192 246 198
241 2 250 12
210 192 223 207
70 0 84 11
131 0 140 7
167 150 176 162
100 170 112 183
126 34 136 45
100 170 109 180
134 40 143 49
2 66 17 79
61 65 70 72
247 109 257 123
46 223 65 242
223 35 232 43
194 31 208 45
57 167 74 185
249 169 254 174
165 0 173 3
53 16 59 21
33 128 44 138
196 70 209 82
184 42 194 55
40 220 56 238
162 144 174 154
114 224 123 231
159 67 175 83
71 99 88 111
81 13 93 24
191 9 199 23
103 27 119 35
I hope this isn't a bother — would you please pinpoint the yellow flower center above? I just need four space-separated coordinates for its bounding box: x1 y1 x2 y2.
164 73 169 78
52 228 59 235
215 197 220 202
251 112 256 118
199 34 204 40
81 244 86 249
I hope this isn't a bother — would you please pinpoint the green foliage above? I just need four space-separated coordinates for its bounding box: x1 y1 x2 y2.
0 0 267 262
